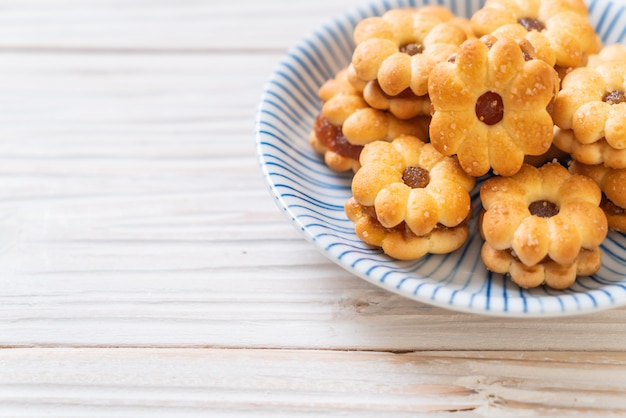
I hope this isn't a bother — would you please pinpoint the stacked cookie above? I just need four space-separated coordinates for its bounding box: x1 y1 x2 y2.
480 162 607 289
309 67 430 172
551 44 626 235
308 0 625 289
345 135 476 260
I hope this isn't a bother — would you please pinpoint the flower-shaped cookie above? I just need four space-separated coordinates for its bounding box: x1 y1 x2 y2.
489 23 556 67
481 243 602 290
346 135 475 260
309 67 430 171
480 162 608 289
346 198 472 260
362 80 432 119
588 44 626 67
470 0 601 69
569 160 626 233
351 7 467 97
428 36 559 177
551 62 626 168
553 129 626 169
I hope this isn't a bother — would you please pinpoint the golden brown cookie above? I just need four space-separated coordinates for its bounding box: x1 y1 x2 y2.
346 199 471 260
587 44 626 67
309 67 430 172
351 6 467 97
553 129 626 168
569 160 626 233
487 23 556 66
551 62 626 168
481 243 602 290
428 36 559 177
448 16 477 40
479 162 608 289
346 134 475 260
362 80 432 119
470 0 601 69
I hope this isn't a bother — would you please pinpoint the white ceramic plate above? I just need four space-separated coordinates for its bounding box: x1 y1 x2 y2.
255 0 626 317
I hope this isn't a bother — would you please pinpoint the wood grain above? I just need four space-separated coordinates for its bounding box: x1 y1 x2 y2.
0 348 624 417
0 0 367 51
1 0 625 416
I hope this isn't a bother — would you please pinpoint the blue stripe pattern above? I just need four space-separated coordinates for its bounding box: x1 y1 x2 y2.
255 0 626 317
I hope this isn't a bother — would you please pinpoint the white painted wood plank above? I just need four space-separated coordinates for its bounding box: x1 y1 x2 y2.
0 0 367 51
0 52 277 132
0 220 625 351
0 348 624 417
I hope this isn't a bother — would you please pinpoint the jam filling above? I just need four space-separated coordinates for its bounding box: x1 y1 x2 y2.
399 42 424 56
601 193 626 216
603 90 626 105
519 42 535 61
529 200 559 217
483 39 495 49
402 166 430 189
518 17 546 32
475 91 504 125
521 50 533 61
374 80 417 99
393 88 417 99
314 114 363 160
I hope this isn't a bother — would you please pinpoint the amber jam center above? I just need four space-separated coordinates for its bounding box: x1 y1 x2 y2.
519 41 535 61
399 43 424 56
529 200 559 217
601 194 626 216
475 91 504 125
374 80 417 100
518 17 546 32
402 166 430 188
603 90 626 105
313 114 363 160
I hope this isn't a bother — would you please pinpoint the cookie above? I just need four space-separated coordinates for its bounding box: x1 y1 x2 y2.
551 61 626 168
309 67 430 172
362 80 432 119
470 0 601 69
481 243 602 290
587 44 626 67
351 6 467 97
346 199 471 260
428 36 559 177
553 129 626 168
569 160 626 233
346 134 475 260
487 23 556 67
480 162 607 289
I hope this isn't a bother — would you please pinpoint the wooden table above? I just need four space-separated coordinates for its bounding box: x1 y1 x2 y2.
1 0 625 416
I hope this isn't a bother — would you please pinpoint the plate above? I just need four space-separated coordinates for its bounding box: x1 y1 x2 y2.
255 0 626 317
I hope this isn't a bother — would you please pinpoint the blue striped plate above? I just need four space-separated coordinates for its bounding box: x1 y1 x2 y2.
255 0 626 317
